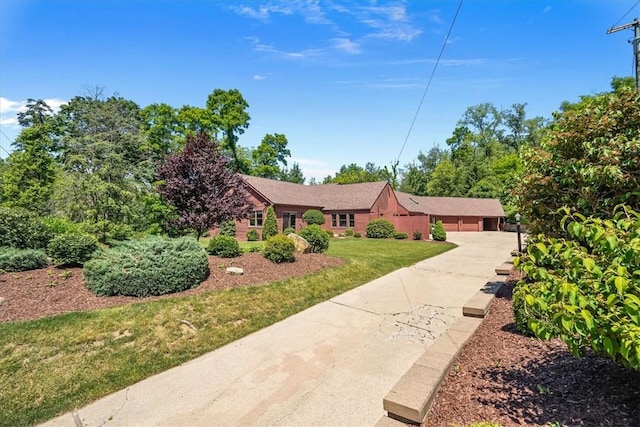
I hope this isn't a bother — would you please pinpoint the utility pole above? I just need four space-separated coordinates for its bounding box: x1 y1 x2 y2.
607 19 640 91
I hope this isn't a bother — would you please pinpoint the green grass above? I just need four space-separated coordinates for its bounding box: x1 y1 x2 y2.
0 238 455 427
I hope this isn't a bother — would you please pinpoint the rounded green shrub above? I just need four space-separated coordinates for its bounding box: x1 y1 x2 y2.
0 247 48 272
218 220 236 237
413 230 423 240
284 227 295 235
365 218 395 238
0 206 52 249
207 235 242 258
432 220 447 241
263 234 295 263
47 233 99 267
41 216 82 236
394 232 409 240
324 229 334 238
84 237 209 297
262 206 278 240
354 232 362 238
299 224 330 253
80 220 132 244
302 209 325 225
344 228 354 237
246 229 260 241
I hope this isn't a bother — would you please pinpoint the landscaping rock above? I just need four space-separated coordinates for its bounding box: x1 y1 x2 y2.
0 297 4 306
288 233 311 254
226 267 244 275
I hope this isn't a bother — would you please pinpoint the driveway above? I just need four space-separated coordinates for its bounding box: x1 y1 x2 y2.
42 231 516 427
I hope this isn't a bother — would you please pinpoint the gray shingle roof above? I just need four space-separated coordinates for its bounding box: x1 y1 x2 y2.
396 192 505 217
241 175 390 210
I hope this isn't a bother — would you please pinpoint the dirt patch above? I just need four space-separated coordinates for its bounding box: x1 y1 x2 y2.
424 274 640 427
0 252 345 323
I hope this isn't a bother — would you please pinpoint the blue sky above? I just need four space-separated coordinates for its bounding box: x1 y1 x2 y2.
1 0 638 181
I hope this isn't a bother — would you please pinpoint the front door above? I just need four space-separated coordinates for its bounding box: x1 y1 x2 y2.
283 212 296 231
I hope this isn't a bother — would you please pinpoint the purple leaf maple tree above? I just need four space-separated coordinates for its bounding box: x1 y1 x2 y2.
156 132 253 239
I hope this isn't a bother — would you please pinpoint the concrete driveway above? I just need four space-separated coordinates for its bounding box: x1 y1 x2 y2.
41 231 516 427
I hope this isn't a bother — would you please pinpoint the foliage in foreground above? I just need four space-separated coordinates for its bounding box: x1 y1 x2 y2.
514 207 640 371
262 234 295 263
515 86 640 236
0 206 52 250
0 238 455 427
0 247 48 272
298 224 330 253
84 237 209 297
302 209 325 225
365 218 395 238
261 206 278 240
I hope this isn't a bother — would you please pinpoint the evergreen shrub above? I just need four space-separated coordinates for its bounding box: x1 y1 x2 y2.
41 216 82 236
302 209 325 225
325 229 334 238
263 234 295 263
84 237 209 297
0 247 48 272
432 221 447 241
0 206 52 249
354 232 362 238
207 235 242 258
365 218 395 238
394 232 409 240
299 224 330 253
262 206 278 240
47 233 99 267
413 230 423 240
344 229 354 237
284 227 295 235
218 220 236 237
246 229 260 241
80 220 132 244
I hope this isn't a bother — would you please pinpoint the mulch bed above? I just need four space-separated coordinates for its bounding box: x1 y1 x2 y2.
424 273 640 427
0 252 345 323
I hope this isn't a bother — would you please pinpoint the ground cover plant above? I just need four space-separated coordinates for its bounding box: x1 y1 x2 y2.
0 238 454 427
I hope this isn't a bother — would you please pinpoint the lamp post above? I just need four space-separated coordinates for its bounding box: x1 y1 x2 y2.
515 213 522 253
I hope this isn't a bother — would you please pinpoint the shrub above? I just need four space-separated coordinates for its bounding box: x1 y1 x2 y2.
263 234 295 263
246 229 260 241
344 228 354 237
302 209 325 225
413 230 423 240
207 235 242 258
47 233 99 267
354 232 362 238
0 206 52 249
262 206 278 240
284 227 295 235
365 218 395 238
394 232 409 240
245 245 262 253
80 220 133 244
0 247 48 272
41 216 82 236
218 220 236 237
299 224 330 253
432 221 447 241
84 237 209 297
514 207 640 371
324 229 334 238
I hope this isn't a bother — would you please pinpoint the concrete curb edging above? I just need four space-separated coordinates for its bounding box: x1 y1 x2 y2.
378 260 512 426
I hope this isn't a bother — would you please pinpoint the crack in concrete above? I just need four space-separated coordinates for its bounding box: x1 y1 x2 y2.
94 387 130 427
410 265 492 279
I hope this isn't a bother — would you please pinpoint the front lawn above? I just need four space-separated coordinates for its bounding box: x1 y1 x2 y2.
0 238 455 427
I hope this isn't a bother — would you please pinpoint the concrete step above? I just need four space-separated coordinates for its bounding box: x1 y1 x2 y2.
462 276 504 318
495 262 513 275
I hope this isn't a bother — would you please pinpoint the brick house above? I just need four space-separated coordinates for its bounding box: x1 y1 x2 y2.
224 175 504 239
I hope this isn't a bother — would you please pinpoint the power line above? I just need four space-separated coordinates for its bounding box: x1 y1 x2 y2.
612 0 640 28
395 0 464 163
0 129 14 156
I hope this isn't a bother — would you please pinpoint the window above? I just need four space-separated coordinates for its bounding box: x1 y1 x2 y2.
249 210 263 227
331 213 355 228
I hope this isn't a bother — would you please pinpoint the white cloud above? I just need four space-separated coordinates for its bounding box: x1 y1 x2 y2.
356 3 422 41
250 37 324 59
543 6 552 13
253 74 267 81
332 37 361 54
0 97 26 114
0 117 18 126
0 97 67 130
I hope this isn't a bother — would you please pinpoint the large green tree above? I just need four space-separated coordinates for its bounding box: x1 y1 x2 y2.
251 133 291 179
516 84 640 235
206 89 251 172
